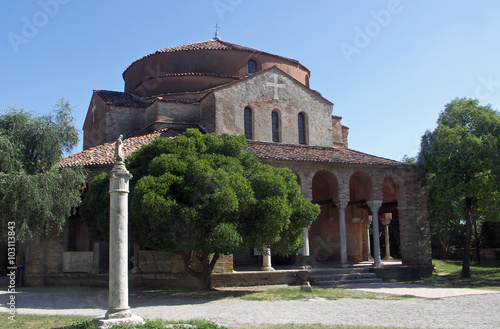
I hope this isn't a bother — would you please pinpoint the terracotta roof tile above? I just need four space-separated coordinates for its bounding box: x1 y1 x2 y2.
60 128 186 168
62 129 409 169
245 141 409 167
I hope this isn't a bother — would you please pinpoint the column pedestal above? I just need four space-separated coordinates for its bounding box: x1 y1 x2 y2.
260 247 275 271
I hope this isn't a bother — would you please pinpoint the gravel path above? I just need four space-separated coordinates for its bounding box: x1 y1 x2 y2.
1 284 500 328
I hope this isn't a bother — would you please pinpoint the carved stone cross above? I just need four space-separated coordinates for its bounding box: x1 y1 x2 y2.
265 73 285 100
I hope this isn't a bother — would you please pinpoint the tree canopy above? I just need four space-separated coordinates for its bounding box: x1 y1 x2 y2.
0 99 87 244
418 98 500 277
82 129 319 287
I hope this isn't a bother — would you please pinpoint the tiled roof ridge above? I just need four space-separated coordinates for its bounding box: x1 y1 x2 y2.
123 38 304 77
59 127 186 168
95 89 153 108
246 140 410 167
95 89 203 106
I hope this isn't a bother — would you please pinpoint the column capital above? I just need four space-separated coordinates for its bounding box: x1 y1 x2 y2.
366 200 383 211
337 199 349 210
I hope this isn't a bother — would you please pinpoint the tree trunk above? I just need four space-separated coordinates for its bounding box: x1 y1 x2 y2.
473 217 480 263
183 251 220 290
200 253 220 290
461 199 473 278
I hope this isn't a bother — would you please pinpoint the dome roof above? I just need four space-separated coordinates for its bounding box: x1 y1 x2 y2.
122 38 311 97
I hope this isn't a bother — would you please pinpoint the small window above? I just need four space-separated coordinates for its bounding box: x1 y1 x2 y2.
272 110 280 142
244 107 252 139
248 60 257 74
298 112 306 144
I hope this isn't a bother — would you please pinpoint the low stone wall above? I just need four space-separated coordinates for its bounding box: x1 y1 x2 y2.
433 248 500 261
372 264 434 281
212 269 308 288
63 251 94 273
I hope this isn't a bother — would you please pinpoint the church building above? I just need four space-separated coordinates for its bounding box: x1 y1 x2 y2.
26 35 432 286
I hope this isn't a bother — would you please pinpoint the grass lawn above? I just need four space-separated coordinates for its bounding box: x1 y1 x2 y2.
230 286 415 301
413 259 500 290
0 314 408 329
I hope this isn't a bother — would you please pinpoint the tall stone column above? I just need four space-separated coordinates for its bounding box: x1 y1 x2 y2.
94 135 144 329
382 213 393 261
367 200 382 266
338 200 349 267
261 247 275 271
366 216 373 261
302 229 310 256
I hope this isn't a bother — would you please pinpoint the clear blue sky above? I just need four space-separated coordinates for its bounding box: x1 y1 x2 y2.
2 1 499 161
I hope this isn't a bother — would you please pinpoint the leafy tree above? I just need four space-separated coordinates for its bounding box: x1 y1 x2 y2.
82 129 319 288
80 172 109 243
401 154 416 164
418 98 500 277
0 99 87 254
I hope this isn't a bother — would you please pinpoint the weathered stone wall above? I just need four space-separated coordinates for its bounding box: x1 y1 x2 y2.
200 93 216 133
83 95 145 149
26 233 66 286
144 101 200 129
214 69 334 147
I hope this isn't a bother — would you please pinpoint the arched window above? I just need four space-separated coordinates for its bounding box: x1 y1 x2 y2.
272 110 280 142
248 60 257 74
298 112 307 144
244 107 252 139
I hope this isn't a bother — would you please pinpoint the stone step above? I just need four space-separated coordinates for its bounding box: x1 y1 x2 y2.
308 267 371 276
315 277 383 287
311 272 378 282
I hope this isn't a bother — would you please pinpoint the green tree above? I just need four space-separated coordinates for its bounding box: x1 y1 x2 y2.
82 129 319 288
80 172 110 243
418 98 500 277
0 99 87 255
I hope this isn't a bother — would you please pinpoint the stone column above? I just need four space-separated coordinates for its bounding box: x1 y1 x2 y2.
302 229 310 256
261 247 275 271
366 216 373 261
382 213 393 261
367 200 382 266
91 242 100 274
338 200 349 267
94 135 144 329
131 243 140 274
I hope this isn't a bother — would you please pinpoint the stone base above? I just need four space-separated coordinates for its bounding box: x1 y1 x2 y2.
94 314 145 329
300 281 313 292
260 266 275 271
